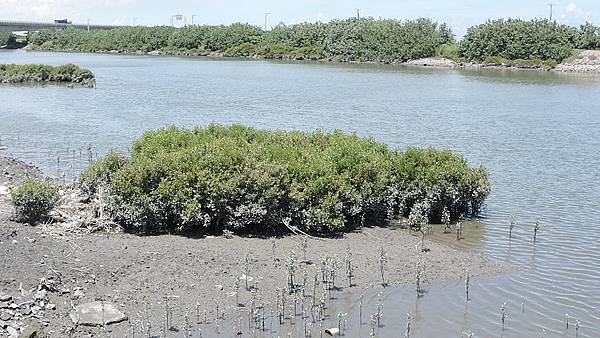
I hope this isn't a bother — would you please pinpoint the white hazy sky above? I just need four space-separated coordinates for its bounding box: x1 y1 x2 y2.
0 0 597 35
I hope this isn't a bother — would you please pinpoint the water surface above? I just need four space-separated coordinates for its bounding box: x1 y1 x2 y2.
1 50 599 337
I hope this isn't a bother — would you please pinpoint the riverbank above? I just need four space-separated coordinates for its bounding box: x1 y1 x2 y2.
0 63 96 87
24 46 600 75
0 157 509 337
405 52 600 74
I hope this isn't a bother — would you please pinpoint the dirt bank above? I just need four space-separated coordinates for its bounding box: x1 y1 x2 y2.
0 157 509 337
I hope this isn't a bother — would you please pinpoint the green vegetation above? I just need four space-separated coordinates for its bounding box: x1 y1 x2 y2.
460 19 581 63
11 180 60 224
78 151 128 198
579 22 600 50
435 43 463 62
28 18 453 62
0 32 16 47
0 63 95 86
80 125 490 236
27 17 600 68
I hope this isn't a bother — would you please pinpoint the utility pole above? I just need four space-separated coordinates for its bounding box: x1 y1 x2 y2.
191 15 197 25
355 8 360 19
133 17 139 26
548 3 555 21
87 19 90 32
264 12 270 31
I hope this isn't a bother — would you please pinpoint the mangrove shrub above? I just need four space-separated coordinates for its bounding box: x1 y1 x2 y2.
11 180 59 224
460 19 581 62
81 125 490 235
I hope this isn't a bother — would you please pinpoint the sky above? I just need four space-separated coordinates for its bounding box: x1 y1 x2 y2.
0 0 597 35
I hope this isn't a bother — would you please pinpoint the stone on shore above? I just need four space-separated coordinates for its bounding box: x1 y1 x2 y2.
68 301 127 326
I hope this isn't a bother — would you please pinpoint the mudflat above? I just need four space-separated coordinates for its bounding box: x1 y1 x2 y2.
0 157 508 337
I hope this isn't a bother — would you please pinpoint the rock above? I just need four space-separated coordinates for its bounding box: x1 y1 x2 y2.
44 304 55 311
0 294 12 302
6 326 18 338
20 307 32 316
18 320 47 338
69 301 127 326
0 302 9 309
0 312 13 321
72 290 85 299
33 291 47 301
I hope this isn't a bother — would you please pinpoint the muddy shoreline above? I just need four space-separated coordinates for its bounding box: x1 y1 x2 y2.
0 157 510 337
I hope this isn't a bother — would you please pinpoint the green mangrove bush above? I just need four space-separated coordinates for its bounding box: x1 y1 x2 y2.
81 125 490 235
460 19 581 63
11 180 60 224
0 63 95 86
78 150 128 198
579 22 600 50
28 18 453 62
0 32 16 47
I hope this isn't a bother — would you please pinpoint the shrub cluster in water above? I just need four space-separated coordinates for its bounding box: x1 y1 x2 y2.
0 63 95 86
80 125 490 235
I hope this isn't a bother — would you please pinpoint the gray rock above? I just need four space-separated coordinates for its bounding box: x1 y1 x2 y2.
33 291 47 301
69 301 127 326
0 302 9 309
0 312 13 321
18 320 47 338
72 289 85 299
0 294 11 302
6 326 18 338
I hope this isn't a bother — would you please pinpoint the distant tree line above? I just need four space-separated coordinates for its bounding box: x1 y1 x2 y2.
28 18 453 63
27 18 600 64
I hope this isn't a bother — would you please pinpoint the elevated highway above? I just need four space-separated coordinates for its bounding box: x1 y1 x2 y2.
0 20 122 33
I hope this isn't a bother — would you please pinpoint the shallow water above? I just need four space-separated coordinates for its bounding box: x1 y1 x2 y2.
1 50 600 337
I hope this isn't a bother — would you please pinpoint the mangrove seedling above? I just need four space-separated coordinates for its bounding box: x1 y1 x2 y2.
534 219 541 242
501 302 507 330
359 294 364 325
566 312 569 329
346 246 354 287
416 261 425 295
405 312 411 338
509 215 515 239
465 271 470 301
370 313 378 337
301 237 309 263
456 221 463 240
244 254 252 291
376 292 383 327
379 247 389 286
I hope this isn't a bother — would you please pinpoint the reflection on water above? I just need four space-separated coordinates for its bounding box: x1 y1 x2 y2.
1 50 600 337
